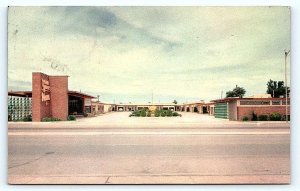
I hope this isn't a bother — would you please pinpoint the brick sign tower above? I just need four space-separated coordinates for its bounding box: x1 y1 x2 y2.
32 72 68 122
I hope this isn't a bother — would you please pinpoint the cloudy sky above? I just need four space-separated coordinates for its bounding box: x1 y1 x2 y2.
8 6 290 103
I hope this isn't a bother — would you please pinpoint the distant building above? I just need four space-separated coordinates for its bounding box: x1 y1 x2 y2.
211 97 290 121
8 72 96 121
111 102 214 115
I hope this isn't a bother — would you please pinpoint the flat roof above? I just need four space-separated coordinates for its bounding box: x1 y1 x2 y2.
32 72 69 77
112 102 213 106
211 97 291 103
67 91 96 99
92 101 214 106
183 102 213 105
8 91 32 97
8 90 96 99
113 103 177 106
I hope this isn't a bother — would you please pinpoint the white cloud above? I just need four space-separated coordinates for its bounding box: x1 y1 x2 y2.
8 6 290 103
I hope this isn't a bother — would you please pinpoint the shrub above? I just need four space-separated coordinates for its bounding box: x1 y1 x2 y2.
282 115 290 121
166 110 173 117
154 110 160 117
141 110 146 117
251 112 258 121
68 115 76 121
147 112 151 117
42 117 61 122
131 109 180 117
42 117 50 122
258 115 268 121
83 113 88 117
269 113 282 121
173 112 179 117
242 116 249 121
23 115 32 122
131 110 141 117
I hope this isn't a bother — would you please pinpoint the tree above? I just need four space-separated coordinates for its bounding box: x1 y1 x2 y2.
266 79 290 98
173 100 178 104
226 85 246 98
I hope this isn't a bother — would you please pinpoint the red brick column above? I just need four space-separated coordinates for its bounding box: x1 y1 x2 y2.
32 72 51 122
49 76 68 120
32 72 69 121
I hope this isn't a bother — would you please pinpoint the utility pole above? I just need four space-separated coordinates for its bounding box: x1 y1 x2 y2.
151 91 153 104
97 95 100 102
221 90 223 99
284 49 290 122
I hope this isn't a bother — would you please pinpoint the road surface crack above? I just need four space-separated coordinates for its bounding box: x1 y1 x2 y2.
8 152 54 169
105 176 110 184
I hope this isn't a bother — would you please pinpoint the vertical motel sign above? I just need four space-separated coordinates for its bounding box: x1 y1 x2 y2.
41 78 50 105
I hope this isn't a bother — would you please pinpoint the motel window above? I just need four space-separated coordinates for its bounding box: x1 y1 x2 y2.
240 100 270 105
272 100 281 105
282 100 290 105
85 106 91 113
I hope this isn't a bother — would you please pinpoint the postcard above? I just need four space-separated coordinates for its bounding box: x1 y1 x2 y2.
8 6 290 184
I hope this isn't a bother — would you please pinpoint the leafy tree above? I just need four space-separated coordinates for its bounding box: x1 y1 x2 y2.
173 100 178 104
226 91 235 97
226 85 246 98
266 79 290 98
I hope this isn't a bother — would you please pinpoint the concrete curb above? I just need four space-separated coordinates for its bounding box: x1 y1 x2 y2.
8 174 290 184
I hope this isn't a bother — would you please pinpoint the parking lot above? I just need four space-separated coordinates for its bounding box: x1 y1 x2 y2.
77 111 227 123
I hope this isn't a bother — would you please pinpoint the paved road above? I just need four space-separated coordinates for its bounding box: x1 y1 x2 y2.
8 112 290 184
8 129 290 184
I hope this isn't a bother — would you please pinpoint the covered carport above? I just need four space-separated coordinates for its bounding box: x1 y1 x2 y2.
68 91 96 115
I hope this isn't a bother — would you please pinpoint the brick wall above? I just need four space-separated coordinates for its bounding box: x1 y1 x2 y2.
237 106 290 121
49 76 68 120
32 72 68 121
32 73 51 122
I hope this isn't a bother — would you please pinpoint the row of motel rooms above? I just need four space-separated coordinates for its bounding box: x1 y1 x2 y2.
8 72 290 122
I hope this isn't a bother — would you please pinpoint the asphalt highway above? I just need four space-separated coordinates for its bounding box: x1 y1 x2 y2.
8 112 290 184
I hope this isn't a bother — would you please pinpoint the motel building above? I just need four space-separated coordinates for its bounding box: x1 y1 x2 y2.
8 72 290 122
111 102 213 114
8 72 114 122
212 95 290 121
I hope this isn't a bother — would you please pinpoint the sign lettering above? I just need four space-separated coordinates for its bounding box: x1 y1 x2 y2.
41 78 50 102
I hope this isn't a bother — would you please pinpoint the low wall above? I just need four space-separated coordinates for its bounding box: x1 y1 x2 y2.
237 106 290 121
